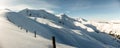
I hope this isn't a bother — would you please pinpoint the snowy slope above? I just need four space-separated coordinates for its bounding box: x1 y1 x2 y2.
11 9 106 48
19 9 120 48
0 9 74 48
1 9 120 48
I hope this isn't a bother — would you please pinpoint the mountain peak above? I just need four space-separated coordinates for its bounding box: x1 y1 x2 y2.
60 13 69 18
76 17 87 22
61 13 67 16
19 8 49 17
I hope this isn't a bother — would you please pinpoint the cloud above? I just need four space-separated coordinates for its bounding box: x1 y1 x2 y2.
0 0 13 9
0 0 58 13
13 0 59 9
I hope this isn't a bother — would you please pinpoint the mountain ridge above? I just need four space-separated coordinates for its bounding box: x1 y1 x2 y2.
0 9 120 48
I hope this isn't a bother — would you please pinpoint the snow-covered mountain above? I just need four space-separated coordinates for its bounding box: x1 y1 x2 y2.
0 9 120 48
76 17 87 23
0 9 74 48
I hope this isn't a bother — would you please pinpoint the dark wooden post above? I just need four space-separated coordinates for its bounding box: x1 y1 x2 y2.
26 30 28 33
34 31 36 38
52 36 56 48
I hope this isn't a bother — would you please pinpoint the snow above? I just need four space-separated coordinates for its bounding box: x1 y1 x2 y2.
19 8 60 22
0 9 120 48
0 9 74 48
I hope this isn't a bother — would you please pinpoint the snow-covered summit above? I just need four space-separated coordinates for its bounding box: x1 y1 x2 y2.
76 17 88 23
60 14 69 18
19 8 59 22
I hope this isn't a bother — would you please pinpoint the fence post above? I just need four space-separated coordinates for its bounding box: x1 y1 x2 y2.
52 36 56 48
34 31 36 38
26 30 28 33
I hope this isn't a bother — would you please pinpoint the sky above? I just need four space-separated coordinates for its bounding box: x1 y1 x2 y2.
0 0 120 21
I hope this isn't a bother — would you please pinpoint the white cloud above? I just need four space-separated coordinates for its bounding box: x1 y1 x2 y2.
0 0 57 13
0 0 13 9
14 0 59 9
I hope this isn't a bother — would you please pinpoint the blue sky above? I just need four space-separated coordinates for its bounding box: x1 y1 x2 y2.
0 0 120 21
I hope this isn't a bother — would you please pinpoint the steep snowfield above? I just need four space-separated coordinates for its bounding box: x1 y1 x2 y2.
9 9 106 48
19 9 120 48
0 10 74 48
1 9 120 48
